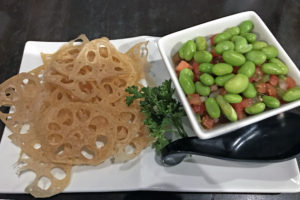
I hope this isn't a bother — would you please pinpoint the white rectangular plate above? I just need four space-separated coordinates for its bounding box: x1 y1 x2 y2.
0 36 300 194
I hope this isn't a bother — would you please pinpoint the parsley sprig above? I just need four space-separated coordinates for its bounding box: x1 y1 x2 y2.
125 79 188 151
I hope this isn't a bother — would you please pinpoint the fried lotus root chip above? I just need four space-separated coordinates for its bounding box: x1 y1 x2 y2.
38 102 117 165
17 153 71 198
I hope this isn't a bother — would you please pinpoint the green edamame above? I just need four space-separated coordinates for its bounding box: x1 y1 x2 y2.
238 61 255 78
215 40 235 54
224 74 249 94
282 87 300 102
179 40 196 61
246 50 266 65
224 94 242 103
262 95 280 108
270 58 288 74
262 63 285 75
226 26 240 36
223 50 246 66
180 68 194 80
215 73 235 86
195 36 207 51
216 95 237 122
195 81 210 96
212 63 233 76
239 20 254 34
242 83 257 98
252 41 268 50
179 75 195 94
261 45 278 59
214 31 232 44
200 73 214 86
194 50 213 63
205 97 221 119
232 36 252 53
245 102 266 115
241 33 257 43
199 63 213 73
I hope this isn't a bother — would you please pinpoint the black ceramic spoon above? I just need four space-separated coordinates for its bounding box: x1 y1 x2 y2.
161 111 300 166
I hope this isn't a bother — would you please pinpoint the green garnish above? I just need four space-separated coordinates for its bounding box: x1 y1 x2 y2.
125 79 188 151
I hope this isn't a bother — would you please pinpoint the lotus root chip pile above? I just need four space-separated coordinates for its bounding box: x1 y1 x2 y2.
0 35 152 197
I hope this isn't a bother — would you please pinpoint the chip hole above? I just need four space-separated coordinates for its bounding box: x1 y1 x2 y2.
114 67 123 72
50 168 66 180
20 124 30 134
81 146 94 159
99 46 108 58
104 84 113 94
37 176 51 190
79 81 93 94
49 134 63 145
112 56 120 63
33 143 41 149
117 126 129 140
87 51 96 62
61 77 74 84
120 112 135 123
69 48 80 55
78 65 92 75
48 122 61 131
96 135 107 149
125 143 136 154
76 109 91 121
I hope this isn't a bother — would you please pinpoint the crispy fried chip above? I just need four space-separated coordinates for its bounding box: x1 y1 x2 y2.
0 35 152 197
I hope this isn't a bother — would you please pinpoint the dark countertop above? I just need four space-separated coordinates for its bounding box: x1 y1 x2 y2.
0 0 300 199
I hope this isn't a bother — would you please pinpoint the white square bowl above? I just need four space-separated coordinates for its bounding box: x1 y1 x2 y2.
158 11 300 139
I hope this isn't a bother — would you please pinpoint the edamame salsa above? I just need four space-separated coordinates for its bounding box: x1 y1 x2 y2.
173 20 300 129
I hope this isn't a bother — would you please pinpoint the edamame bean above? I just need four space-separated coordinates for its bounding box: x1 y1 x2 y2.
179 40 196 61
222 50 246 66
238 61 255 77
239 20 254 34
180 68 194 80
245 102 266 115
262 63 285 75
215 40 235 54
224 74 249 94
215 73 235 86
282 87 300 102
195 81 210 96
242 83 257 98
270 58 288 74
241 33 257 43
216 95 237 122
200 73 215 86
205 97 221 119
212 63 233 76
199 63 213 73
214 31 232 44
226 26 240 36
262 95 280 108
261 45 278 59
224 94 243 103
179 75 195 94
232 36 252 53
195 36 207 51
194 50 213 63
246 50 266 65
252 41 268 50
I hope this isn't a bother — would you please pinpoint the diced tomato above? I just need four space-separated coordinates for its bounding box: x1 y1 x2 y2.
219 88 227 95
211 48 219 57
192 61 201 82
269 75 279 86
266 83 277 97
241 98 253 108
232 103 246 120
256 83 267 93
192 103 206 115
210 84 218 92
202 114 215 129
188 94 202 105
285 76 296 89
233 66 240 74
175 60 192 72
210 34 217 46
